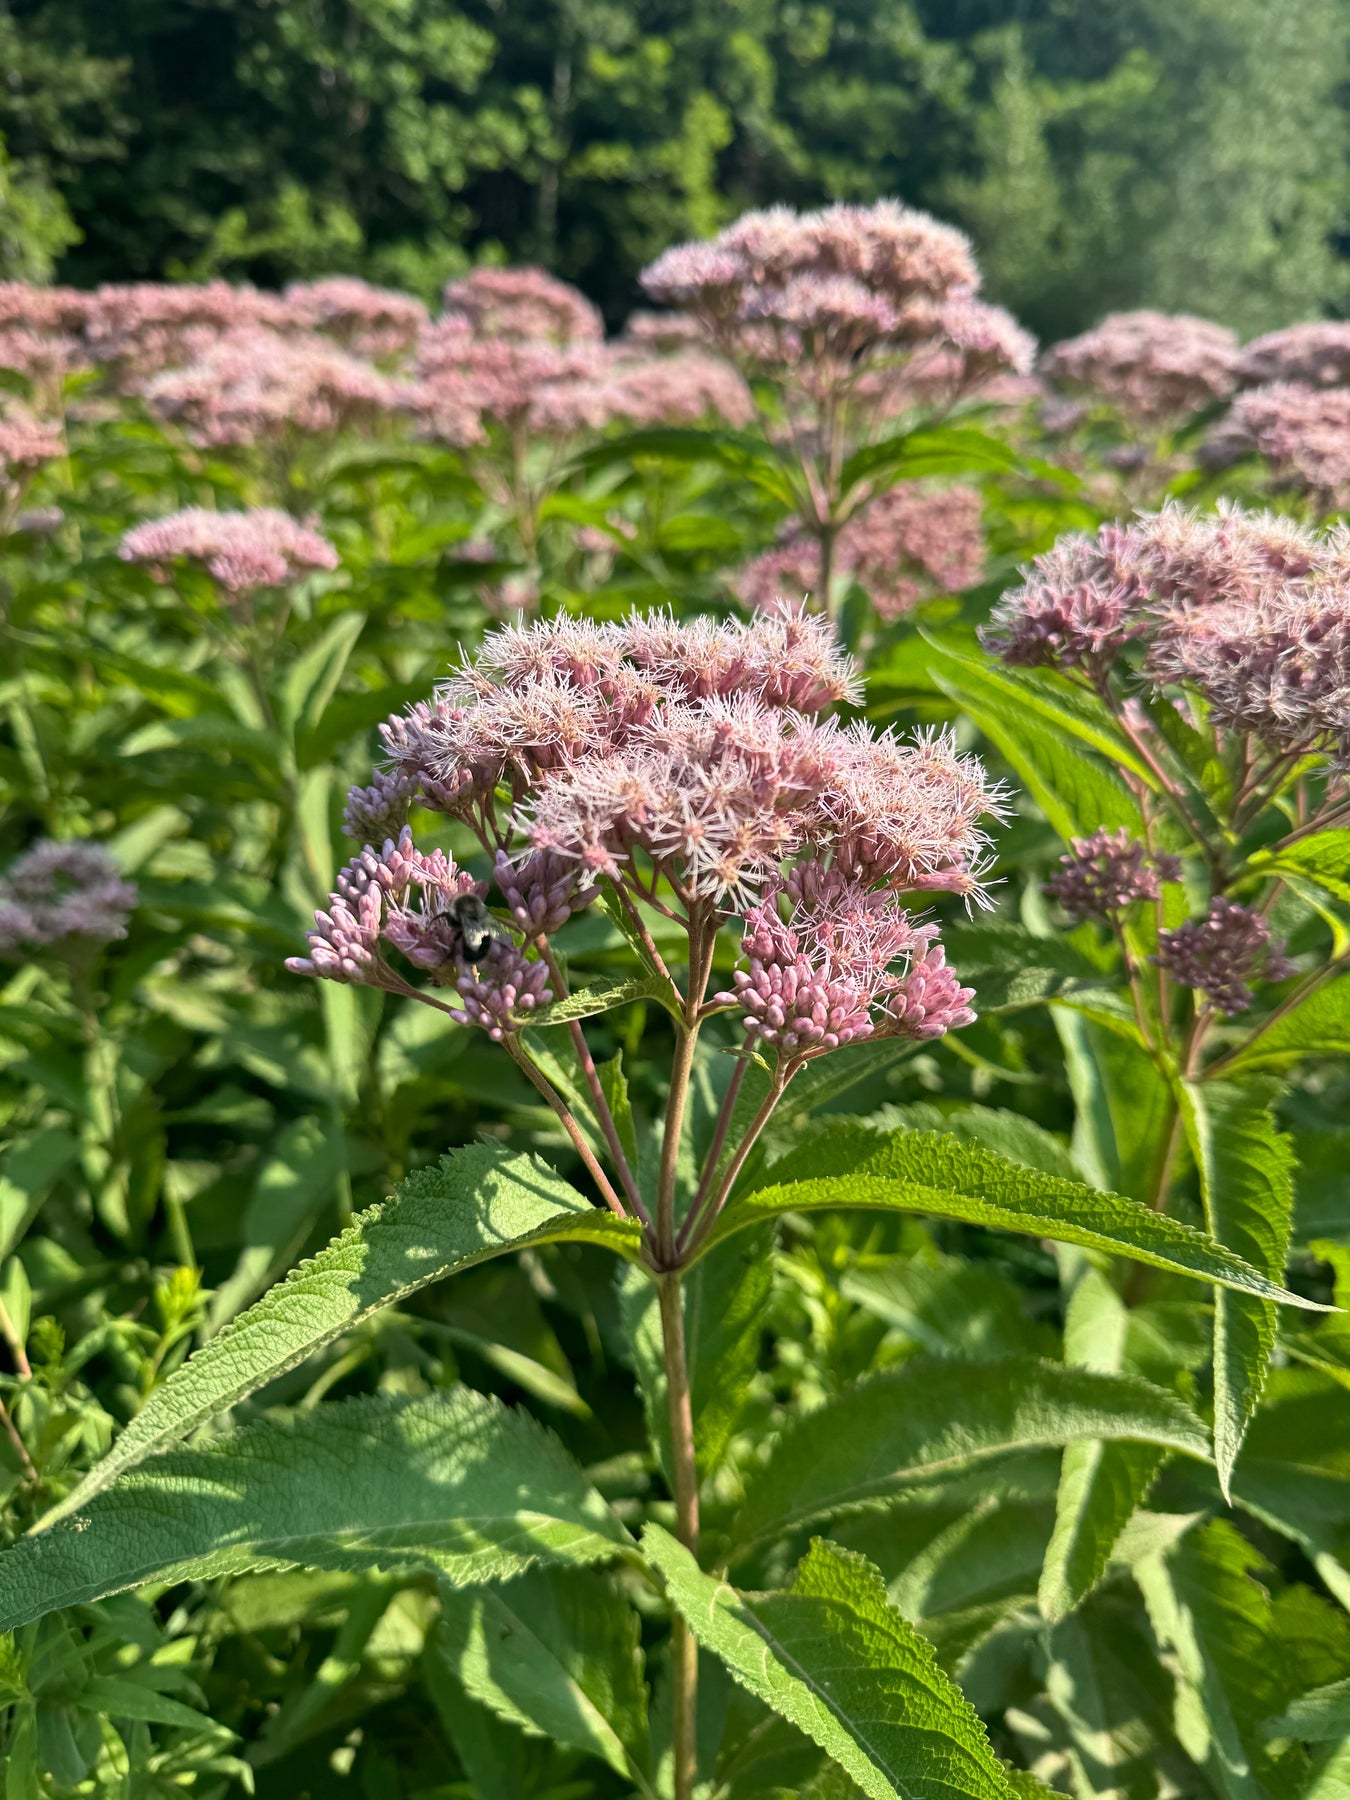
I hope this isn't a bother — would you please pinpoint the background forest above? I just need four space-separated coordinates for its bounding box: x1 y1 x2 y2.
1 0 1348 338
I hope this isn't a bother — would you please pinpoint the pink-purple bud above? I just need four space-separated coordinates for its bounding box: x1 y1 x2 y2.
1045 829 1182 920
1153 898 1295 1016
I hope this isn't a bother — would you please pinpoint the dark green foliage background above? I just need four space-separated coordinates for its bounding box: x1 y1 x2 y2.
2 0 1347 335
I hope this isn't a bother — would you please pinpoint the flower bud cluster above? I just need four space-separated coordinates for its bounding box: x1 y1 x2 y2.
119 507 339 594
1044 829 1182 920
0 841 137 956
1153 898 1294 1016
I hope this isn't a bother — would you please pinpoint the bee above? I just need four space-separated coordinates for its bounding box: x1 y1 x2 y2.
448 892 514 966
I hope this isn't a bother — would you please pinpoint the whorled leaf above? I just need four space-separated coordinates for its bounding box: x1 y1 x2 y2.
718 1123 1321 1309
725 1356 1207 1555
644 1527 1015 1800
0 1389 630 1631
43 1141 638 1527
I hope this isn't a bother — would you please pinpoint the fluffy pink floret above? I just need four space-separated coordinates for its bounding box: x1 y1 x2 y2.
1041 310 1241 427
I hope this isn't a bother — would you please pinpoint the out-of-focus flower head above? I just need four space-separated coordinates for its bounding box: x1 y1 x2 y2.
0 413 63 508
1129 499 1324 609
280 277 428 358
1153 897 1294 1016
640 201 1030 405
619 310 706 352
733 485 985 621
1045 828 1182 920
295 611 1001 1054
83 282 287 385
407 316 609 446
604 348 755 428
1040 311 1241 429
1204 383 1350 513
0 840 137 957
119 507 339 594
1238 323 1350 390
441 266 603 345
144 327 405 446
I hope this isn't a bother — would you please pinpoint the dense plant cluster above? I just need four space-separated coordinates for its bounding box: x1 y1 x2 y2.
2 202 1350 1800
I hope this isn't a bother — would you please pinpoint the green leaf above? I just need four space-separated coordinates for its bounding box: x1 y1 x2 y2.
77 1677 230 1735
1038 1271 1166 1623
0 1389 630 1630
1250 831 1350 906
0 1127 79 1261
1135 1520 1286 1800
940 922 1120 1022
432 1568 650 1786
644 1527 1014 1800
1179 1078 1296 1498
727 1356 1206 1554
720 1123 1320 1309
1221 974 1350 1073
43 1142 639 1527
528 974 671 1028
1228 1369 1350 1609
279 610 367 742
1264 1678 1350 1742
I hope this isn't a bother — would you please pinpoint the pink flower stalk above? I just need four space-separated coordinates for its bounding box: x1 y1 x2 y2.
1153 897 1294 1016
83 282 287 384
1238 323 1350 390
1040 311 1241 428
1204 383 1350 512
294 612 999 1059
1045 828 1182 920
734 485 985 620
119 507 339 593
144 328 404 447
441 266 603 345
981 524 1150 676
280 277 428 358
0 840 137 955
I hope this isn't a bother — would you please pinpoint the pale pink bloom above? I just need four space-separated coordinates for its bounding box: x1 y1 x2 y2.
280 277 428 357
1041 311 1241 428
144 328 404 446
934 295 1037 383
1204 383 1350 511
0 283 90 332
119 507 339 593
620 310 706 351
0 840 136 955
0 415 63 477
880 936 977 1039
0 324 83 390
408 320 609 444
84 282 287 383
981 524 1149 675
731 540 823 615
1045 829 1181 920
1238 323 1350 389
604 349 755 427
1130 499 1324 609
1153 898 1294 1016
441 266 603 345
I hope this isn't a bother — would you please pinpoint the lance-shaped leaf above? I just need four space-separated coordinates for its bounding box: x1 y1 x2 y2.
0 1390 630 1631
1038 1271 1166 1623
432 1568 651 1788
726 1357 1207 1555
644 1527 1014 1800
717 1123 1320 1308
43 1142 639 1527
1221 974 1350 1073
1179 1078 1296 1498
1263 1679 1350 1743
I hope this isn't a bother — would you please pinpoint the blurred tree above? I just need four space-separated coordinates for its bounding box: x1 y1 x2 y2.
0 0 1346 333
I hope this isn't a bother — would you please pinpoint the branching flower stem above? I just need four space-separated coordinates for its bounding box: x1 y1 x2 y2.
501 1036 628 1219
658 1271 700 1800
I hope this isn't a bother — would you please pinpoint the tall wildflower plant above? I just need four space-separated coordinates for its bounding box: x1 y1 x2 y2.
1 606 1327 1800
640 202 1036 620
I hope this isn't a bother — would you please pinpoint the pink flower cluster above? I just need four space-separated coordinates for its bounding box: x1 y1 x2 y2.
1044 828 1181 920
442 267 604 345
1238 323 1350 390
1040 311 1241 428
734 485 985 619
713 863 975 1058
981 523 1149 677
640 201 1034 403
1153 898 1294 1016
0 415 63 477
144 327 405 447
281 278 428 358
294 610 1000 1055
1205 383 1350 512
408 316 610 447
119 507 339 594
0 840 137 956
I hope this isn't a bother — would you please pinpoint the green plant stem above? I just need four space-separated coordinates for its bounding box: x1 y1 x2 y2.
656 1023 698 1265
0 1298 31 1380
502 1037 628 1219
680 1066 791 1259
0 1392 35 1486
658 1270 699 1800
